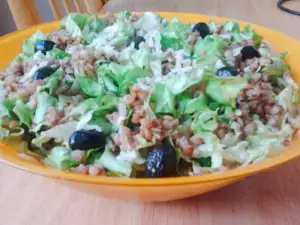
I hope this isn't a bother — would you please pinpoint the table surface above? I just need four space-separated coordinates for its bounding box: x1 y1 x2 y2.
1 1 300 225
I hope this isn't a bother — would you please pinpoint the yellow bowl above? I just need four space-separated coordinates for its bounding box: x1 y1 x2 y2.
1 12 300 202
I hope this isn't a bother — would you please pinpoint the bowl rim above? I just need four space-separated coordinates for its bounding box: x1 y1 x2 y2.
1 12 300 186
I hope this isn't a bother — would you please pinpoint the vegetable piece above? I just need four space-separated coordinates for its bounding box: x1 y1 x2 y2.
216 67 239 77
47 146 73 169
40 70 61 94
160 18 191 51
34 40 56 54
84 149 103 164
192 22 210 38
77 75 104 97
23 31 46 56
146 143 177 178
194 35 224 57
192 156 212 167
50 47 70 59
262 53 289 77
60 13 90 37
82 16 108 44
13 100 32 128
33 66 57 80
150 83 175 114
33 92 58 124
69 130 106 151
184 94 208 114
241 45 261 61
95 148 132 177
205 76 248 107
191 110 218 132
134 36 146 49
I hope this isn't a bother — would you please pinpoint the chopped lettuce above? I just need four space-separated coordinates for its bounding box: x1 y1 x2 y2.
192 132 223 169
157 69 214 95
205 76 248 107
33 92 58 124
194 35 224 57
82 16 107 44
150 83 175 114
13 100 32 128
60 13 90 37
184 94 208 114
77 75 104 97
192 109 218 132
131 48 152 69
50 47 70 59
95 147 132 176
22 31 46 56
33 121 77 148
40 70 62 94
90 19 135 49
117 68 151 94
47 146 73 169
132 12 162 31
262 53 289 77
161 18 191 51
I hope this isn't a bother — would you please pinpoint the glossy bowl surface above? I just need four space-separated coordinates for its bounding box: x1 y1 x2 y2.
0 12 300 202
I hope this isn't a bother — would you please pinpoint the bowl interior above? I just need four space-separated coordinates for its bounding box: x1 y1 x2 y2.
0 12 300 186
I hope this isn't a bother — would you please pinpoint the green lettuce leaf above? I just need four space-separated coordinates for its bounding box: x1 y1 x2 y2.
82 16 107 44
117 68 151 94
161 18 191 51
90 19 135 49
184 94 208 114
192 109 218 132
95 147 132 176
131 48 152 69
77 75 104 97
205 76 248 107
47 146 72 169
50 47 70 59
33 92 58 124
22 31 46 56
12 100 32 128
194 35 224 57
192 156 212 167
262 53 289 77
150 83 175 114
40 70 62 94
60 13 90 37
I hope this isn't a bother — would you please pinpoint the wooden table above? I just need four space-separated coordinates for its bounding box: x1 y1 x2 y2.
1 1 300 225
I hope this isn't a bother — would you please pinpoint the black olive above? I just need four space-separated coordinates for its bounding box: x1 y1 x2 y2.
33 66 57 80
216 66 239 77
134 36 146 49
192 22 210 39
146 144 177 178
69 130 106 151
241 45 261 61
34 40 56 54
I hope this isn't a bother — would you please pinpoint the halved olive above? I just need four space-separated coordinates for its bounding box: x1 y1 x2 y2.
216 66 239 77
146 143 177 178
134 36 146 49
192 22 210 39
69 130 106 151
33 66 57 80
241 45 261 61
34 40 56 55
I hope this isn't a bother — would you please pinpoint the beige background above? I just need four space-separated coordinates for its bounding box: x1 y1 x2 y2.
1 0 300 225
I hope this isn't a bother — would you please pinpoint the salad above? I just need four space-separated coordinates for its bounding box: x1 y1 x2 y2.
0 12 299 178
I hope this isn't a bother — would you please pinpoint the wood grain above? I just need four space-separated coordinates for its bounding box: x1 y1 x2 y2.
7 0 42 30
2 0 300 224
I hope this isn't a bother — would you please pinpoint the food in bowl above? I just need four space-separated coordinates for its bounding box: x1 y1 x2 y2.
0 12 299 178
